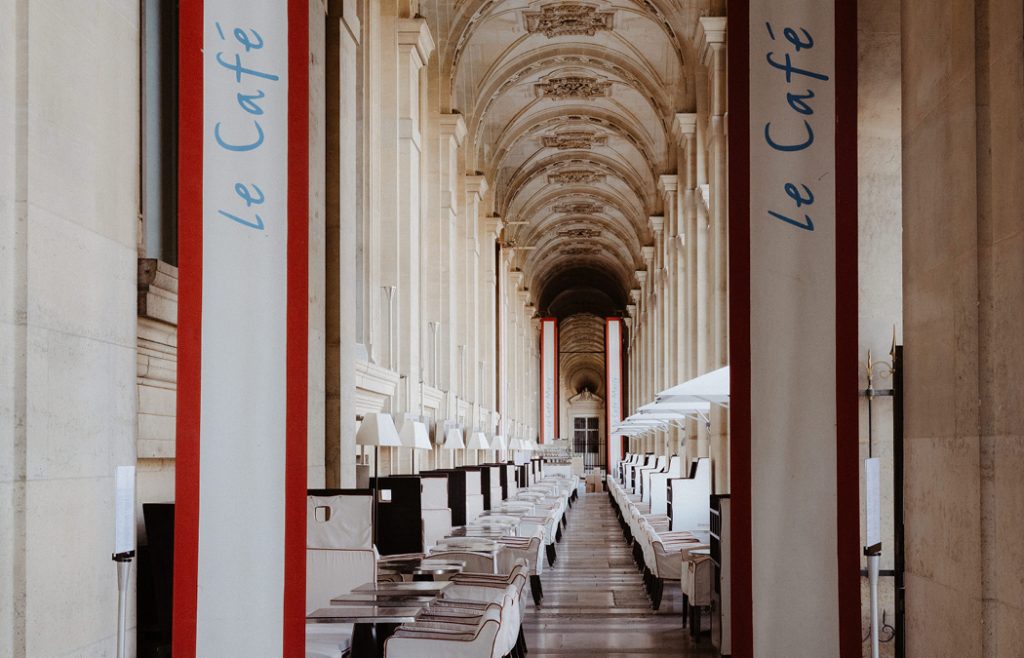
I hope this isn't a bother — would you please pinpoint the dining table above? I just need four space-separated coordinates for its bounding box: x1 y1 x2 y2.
377 557 466 581
307 604 424 658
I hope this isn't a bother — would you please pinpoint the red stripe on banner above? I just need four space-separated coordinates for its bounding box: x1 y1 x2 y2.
553 320 559 441
727 0 753 655
284 0 309 654
835 1 861 655
539 321 545 443
172 1 204 655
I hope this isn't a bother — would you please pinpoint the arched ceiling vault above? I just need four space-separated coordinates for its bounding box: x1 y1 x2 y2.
558 313 609 397
422 0 713 317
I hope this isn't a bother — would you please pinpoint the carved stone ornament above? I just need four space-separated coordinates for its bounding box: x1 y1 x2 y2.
569 388 603 403
524 3 615 38
535 76 612 100
553 201 603 214
542 130 608 150
557 227 602 239
548 169 607 184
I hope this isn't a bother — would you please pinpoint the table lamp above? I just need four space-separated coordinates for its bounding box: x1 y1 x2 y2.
398 419 432 473
467 431 489 465
491 434 507 462
442 426 465 468
356 412 401 540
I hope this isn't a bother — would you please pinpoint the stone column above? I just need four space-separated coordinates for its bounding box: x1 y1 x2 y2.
465 176 488 425
394 19 434 413
699 17 728 368
622 300 630 415
677 114 700 461
698 16 728 480
326 2 361 487
434 114 466 395
481 218 502 417
660 174 681 455
901 0 1024 651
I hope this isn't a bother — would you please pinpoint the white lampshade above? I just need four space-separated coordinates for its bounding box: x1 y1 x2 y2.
467 431 490 450
442 427 465 450
356 412 401 447
399 420 432 450
490 435 507 451
508 437 523 451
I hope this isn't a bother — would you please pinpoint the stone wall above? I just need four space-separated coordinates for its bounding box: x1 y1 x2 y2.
0 2 141 656
902 0 1024 654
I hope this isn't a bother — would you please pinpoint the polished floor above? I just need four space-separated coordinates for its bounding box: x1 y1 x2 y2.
523 492 717 657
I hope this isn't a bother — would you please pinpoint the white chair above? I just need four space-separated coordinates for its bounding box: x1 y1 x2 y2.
384 608 503 657
306 491 375 656
421 476 453 549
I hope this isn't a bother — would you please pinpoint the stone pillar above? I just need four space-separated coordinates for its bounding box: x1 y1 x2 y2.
394 18 433 412
0 3 139 653
698 15 728 484
698 17 728 368
677 114 699 461
640 248 655 452
901 0 1024 653
481 218 502 416
326 2 361 487
433 114 466 394
464 175 488 418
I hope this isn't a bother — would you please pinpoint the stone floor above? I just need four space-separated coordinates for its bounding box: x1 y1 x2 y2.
523 492 718 657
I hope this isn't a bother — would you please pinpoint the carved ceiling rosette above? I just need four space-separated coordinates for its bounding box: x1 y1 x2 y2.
523 3 615 38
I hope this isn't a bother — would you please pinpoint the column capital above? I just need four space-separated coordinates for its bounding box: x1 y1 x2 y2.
510 270 525 288
484 215 504 240
438 113 468 146
629 289 642 304
658 175 678 196
635 270 648 286
698 184 712 212
398 18 435 66
626 303 637 318
673 113 698 145
466 174 489 200
649 216 665 234
696 17 727 67
641 245 655 264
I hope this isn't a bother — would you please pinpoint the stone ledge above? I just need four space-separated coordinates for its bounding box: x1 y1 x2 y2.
138 258 178 325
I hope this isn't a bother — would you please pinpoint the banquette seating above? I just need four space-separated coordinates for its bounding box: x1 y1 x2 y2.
607 454 715 629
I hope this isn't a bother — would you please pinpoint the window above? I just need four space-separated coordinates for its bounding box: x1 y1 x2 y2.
573 416 604 470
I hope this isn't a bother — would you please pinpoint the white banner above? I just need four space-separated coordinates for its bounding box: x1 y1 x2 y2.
748 2 841 655
176 1 306 655
540 319 557 442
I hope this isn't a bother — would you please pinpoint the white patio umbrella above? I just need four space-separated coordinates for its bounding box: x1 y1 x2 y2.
637 400 712 415
656 366 730 407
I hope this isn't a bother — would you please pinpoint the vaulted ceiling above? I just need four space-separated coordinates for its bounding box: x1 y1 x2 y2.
423 0 715 320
